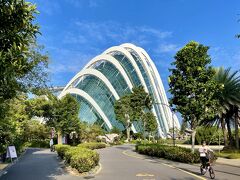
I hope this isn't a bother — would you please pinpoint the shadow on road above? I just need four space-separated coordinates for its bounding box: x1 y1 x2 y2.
1 148 66 180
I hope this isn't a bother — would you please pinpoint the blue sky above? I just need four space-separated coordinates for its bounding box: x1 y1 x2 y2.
31 0 240 98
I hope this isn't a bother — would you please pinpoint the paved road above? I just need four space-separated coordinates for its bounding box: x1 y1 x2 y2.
1 145 240 180
0 148 79 180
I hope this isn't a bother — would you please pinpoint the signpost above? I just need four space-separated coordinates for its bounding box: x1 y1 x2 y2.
6 146 17 162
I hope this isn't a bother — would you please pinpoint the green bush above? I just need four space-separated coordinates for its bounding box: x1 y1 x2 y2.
77 142 106 150
136 143 200 163
67 147 99 173
55 144 71 159
55 145 100 173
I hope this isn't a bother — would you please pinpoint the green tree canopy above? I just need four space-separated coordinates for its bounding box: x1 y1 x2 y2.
26 94 81 143
114 86 155 141
169 41 218 151
0 0 48 104
144 112 158 135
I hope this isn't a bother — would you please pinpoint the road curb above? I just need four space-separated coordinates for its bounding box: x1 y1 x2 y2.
216 161 240 168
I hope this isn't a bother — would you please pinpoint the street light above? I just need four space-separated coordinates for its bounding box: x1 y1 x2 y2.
153 102 176 146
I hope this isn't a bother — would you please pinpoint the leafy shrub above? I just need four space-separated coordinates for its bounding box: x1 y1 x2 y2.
136 143 200 163
55 144 71 159
195 126 224 145
77 142 106 150
67 147 99 173
55 145 100 173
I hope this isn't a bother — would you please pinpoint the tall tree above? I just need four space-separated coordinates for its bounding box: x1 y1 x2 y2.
131 86 153 138
169 41 218 152
114 86 155 141
143 112 158 139
0 0 48 105
114 94 133 141
26 94 81 144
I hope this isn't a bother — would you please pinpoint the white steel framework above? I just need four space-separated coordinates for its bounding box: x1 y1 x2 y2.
59 43 180 138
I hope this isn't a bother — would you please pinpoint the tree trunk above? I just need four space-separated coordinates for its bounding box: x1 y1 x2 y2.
126 126 130 142
143 121 146 140
226 118 234 146
220 118 227 146
126 116 131 142
57 131 62 144
235 108 239 149
191 129 196 153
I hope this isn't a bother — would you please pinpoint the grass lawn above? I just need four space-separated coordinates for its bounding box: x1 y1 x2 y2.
216 150 240 159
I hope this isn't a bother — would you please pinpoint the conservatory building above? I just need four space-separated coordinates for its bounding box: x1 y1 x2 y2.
59 43 180 138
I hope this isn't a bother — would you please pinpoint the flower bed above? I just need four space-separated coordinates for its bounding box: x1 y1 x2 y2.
136 143 200 163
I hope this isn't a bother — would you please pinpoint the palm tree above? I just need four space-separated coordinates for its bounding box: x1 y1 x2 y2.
214 67 240 148
201 67 240 148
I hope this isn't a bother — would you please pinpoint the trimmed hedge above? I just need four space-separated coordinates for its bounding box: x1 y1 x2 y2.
55 145 71 159
136 143 200 163
55 144 99 173
77 142 106 150
66 147 99 172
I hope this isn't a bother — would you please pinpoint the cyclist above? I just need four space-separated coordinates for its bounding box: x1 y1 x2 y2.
199 141 213 170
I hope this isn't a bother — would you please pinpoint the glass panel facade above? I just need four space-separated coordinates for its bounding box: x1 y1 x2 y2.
126 48 167 134
72 75 124 130
71 94 109 131
90 60 131 96
60 44 178 137
109 52 142 87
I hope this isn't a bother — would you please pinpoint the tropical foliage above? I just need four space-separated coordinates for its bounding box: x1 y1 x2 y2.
26 93 81 144
0 94 50 155
0 0 49 156
0 0 48 108
169 41 219 152
201 67 240 149
114 86 155 141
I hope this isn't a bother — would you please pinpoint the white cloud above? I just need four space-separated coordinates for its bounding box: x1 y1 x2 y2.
47 47 94 74
44 20 177 85
35 0 60 15
64 0 100 8
68 21 172 47
157 44 180 53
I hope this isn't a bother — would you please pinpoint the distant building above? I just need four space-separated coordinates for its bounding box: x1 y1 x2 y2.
49 86 65 97
59 43 180 138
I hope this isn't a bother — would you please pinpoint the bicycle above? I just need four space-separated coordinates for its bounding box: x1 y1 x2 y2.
200 151 215 179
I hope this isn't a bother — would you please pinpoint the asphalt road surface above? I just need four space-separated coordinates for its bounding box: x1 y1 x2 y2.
1 145 240 180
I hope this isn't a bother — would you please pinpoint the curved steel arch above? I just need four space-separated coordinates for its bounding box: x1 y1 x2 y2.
61 68 119 100
83 54 133 90
138 47 180 129
120 43 170 134
59 88 113 129
103 46 148 93
59 69 137 133
103 46 164 136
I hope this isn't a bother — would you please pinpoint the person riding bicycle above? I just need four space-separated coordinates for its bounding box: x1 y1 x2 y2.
199 141 213 169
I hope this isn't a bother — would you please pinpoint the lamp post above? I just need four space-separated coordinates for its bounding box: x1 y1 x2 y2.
153 102 176 146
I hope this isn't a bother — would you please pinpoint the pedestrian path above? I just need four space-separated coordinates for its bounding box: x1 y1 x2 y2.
0 148 80 180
